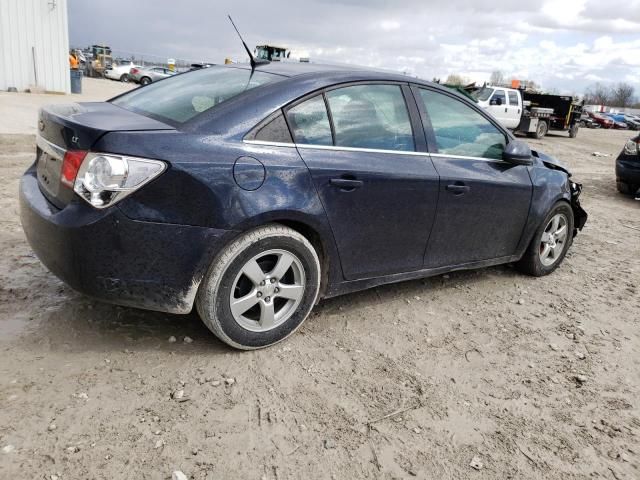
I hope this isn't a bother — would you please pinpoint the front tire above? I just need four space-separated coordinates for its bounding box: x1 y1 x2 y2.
617 181 638 195
516 202 574 276
140 77 151 86
196 224 321 350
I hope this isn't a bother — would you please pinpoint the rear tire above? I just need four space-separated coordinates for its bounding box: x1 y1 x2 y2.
196 224 321 350
569 124 579 138
120 74 129 82
516 202 574 277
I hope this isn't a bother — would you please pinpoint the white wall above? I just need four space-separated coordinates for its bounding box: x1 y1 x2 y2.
0 0 70 93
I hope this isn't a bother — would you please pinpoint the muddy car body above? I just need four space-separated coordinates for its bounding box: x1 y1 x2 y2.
20 63 587 349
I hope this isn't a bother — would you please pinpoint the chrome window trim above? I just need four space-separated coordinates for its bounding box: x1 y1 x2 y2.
244 139 426 157
36 134 66 160
429 152 504 162
243 139 297 148
243 139 503 162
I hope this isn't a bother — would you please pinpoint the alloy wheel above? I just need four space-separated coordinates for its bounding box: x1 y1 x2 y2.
229 249 305 332
539 213 568 266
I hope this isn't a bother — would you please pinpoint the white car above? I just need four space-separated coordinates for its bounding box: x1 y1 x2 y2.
104 62 138 82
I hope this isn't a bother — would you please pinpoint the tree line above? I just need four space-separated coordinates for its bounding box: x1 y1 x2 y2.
583 83 638 108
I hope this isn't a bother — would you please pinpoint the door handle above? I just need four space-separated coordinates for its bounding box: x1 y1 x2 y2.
505 107 508 113
446 183 470 195
330 178 363 191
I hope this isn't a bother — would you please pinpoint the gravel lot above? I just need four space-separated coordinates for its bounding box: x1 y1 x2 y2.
0 83 638 479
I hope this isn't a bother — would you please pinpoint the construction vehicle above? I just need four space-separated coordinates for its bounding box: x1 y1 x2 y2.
85 44 113 78
254 44 309 62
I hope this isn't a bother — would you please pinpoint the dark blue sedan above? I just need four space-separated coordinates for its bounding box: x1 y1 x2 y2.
19 63 587 349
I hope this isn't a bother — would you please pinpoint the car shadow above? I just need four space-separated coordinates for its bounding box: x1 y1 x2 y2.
19 264 521 354
18 291 229 354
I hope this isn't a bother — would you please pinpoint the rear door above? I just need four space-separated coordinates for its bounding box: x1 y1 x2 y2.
412 86 532 268
505 90 522 128
287 83 440 280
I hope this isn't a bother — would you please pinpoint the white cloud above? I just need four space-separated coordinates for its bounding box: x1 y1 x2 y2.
68 0 640 94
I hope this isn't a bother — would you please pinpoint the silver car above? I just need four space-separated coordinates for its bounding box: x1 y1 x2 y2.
129 66 176 85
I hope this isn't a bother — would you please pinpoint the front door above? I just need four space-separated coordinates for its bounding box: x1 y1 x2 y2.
486 88 510 128
286 84 439 280
413 87 532 268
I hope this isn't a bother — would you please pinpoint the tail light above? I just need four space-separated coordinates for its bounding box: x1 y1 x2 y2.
130 68 139 74
73 153 166 208
61 150 88 188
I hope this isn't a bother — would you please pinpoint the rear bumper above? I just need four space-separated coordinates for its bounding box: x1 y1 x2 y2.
19 168 229 313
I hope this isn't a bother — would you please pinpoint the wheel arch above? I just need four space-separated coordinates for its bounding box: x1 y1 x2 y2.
514 166 573 259
210 210 341 301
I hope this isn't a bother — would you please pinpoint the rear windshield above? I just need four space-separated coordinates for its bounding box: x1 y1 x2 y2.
112 66 283 124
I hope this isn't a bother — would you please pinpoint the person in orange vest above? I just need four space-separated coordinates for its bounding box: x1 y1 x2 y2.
69 51 79 69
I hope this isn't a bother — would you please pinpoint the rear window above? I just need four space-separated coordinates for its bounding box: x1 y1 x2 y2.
112 66 283 124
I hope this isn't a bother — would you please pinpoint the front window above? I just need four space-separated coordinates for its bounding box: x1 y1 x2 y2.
472 87 494 102
417 88 506 160
112 66 283 124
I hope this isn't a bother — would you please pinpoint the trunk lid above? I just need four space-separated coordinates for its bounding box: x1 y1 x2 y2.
36 102 174 208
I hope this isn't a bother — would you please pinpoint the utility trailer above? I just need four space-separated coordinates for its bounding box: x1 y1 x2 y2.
520 92 583 139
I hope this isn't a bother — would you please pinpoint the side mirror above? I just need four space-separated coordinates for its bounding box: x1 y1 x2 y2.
503 140 533 165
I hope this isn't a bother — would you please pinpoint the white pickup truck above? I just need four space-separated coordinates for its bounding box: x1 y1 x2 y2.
472 85 581 139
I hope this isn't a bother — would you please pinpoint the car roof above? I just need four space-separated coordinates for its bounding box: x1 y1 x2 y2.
231 61 424 84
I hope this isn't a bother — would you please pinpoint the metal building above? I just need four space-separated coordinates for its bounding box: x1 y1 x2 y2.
0 0 70 93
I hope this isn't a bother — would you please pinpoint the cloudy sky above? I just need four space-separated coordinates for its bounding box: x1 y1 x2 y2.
69 0 640 94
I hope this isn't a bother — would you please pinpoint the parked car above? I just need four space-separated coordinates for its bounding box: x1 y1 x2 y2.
579 112 600 129
621 115 640 131
19 63 587 349
588 112 614 129
604 114 629 130
104 61 138 82
616 135 640 196
128 66 176 85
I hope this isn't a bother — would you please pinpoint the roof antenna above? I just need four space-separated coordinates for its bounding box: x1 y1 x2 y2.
227 15 269 69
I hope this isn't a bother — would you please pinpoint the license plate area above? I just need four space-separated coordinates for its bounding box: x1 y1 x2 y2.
36 135 71 208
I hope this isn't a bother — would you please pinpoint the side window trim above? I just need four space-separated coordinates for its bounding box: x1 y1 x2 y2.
412 84 512 159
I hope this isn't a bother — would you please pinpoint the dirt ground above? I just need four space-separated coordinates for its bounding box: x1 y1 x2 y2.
0 86 638 480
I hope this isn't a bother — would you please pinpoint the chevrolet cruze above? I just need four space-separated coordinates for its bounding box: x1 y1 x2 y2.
19 63 587 349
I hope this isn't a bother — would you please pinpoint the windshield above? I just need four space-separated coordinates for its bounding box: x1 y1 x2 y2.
112 66 283 124
472 87 494 102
